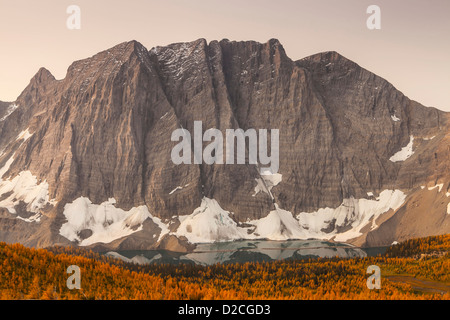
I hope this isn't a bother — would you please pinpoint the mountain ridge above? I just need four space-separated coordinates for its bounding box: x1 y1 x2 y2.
0 38 448 251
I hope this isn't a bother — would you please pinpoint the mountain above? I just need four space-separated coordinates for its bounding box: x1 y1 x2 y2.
0 39 448 251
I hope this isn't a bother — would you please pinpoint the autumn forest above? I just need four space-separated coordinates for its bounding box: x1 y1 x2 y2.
0 234 449 300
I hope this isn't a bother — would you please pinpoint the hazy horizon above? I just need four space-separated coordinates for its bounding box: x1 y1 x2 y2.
1 0 449 111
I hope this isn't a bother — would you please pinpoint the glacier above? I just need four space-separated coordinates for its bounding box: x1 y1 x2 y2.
57 189 407 246
59 197 170 246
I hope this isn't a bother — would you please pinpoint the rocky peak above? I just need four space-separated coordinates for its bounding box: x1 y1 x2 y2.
30 67 56 85
296 51 369 89
16 67 56 103
150 38 208 80
299 50 350 64
64 40 151 87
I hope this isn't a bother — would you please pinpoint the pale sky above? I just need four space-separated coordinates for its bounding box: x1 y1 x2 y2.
0 0 449 111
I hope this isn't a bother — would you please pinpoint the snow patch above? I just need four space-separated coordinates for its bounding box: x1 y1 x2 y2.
152 216 170 242
169 183 190 195
447 203 450 215
16 128 33 142
249 204 305 240
59 197 169 246
391 114 400 122
423 136 435 141
17 213 42 223
175 197 247 243
297 190 406 242
160 112 168 120
253 172 282 197
389 135 414 162
0 156 14 179
0 171 53 214
169 186 183 195
0 155 56 217
428 184 444 193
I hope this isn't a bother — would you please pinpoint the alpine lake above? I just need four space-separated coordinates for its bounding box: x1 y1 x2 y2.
104 240 388 266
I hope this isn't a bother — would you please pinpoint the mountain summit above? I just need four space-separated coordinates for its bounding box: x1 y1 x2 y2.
0 39 448 251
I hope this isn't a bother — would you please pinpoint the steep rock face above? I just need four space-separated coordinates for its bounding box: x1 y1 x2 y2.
150 39 275 223
0 39 448 249
297 52 444 191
